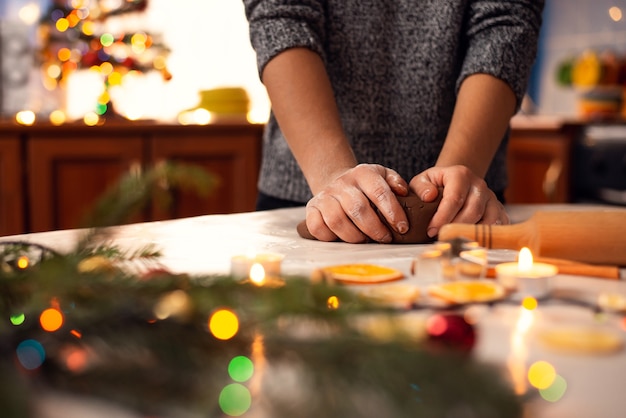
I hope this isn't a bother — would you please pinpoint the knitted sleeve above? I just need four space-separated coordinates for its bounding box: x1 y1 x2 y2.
458 0 544 107
242 0 326 76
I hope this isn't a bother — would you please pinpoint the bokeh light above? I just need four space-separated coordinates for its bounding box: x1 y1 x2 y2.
100 62 114 76
56 17 70 32
522 296 538 310
16 339 46 370
18 3 41 25
539 374 568 402
95 102 108 115
219 383 252 416
228 356 254 383
58 47 72 62
100 33 115 47
50 110 67 125
83 112 100 126
47 64 62 79
209 309 239 340
82 21 95 36
16 111 36 126
16 256 30 270
327 295 340 310
108 72 123 86
528 360 557 390
153 290 191 320
609 7 623 22
65 347 89 372
40 308 64 332
10 313 26 326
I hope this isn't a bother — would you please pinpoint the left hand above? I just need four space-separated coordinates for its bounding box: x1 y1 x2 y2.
409 165 509 238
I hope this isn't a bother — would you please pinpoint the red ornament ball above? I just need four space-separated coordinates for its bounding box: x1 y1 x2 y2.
426 313 476 352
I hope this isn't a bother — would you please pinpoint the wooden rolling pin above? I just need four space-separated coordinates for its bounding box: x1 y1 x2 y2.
438 210 626 266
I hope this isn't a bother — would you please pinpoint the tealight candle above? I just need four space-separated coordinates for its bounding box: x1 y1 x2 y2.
248 262 285 288
495 247 557 300
230 252 284 280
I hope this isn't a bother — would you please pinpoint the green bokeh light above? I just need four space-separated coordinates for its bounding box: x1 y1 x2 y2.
95 103 108 115
228 356 254 383
219 383 251 416
100 33 115 47
10 313 25 326
539 374 567 402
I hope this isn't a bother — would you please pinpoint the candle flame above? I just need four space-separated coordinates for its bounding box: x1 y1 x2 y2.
518 247 533 272
250 263 265 286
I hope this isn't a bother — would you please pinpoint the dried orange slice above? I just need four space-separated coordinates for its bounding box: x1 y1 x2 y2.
358 284 420 307
428 280 504 304
321 263 404 284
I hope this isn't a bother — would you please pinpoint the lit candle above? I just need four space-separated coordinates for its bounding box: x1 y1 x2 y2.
247 262 284 288
495 247 557 300
230 251 284 280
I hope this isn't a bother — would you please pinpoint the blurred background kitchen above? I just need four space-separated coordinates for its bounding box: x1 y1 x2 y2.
0 0 624 236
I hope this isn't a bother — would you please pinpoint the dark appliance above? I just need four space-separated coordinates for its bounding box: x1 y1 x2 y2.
573 123 626 205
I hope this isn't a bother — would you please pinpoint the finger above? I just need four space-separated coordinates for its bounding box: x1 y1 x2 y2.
338 186 394 243
449 184 487 224
410 172 442 202
355 167 408 235
426 178 473 237
305 205 338 242
480 198 510 225
384 168 409 197
308 194 370 243
477 196 502 225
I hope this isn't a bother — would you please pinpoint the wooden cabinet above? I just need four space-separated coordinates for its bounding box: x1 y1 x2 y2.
150 124 261 220
505 118 581 204
0 121 263 234
28 133 144 232
0 136 24 236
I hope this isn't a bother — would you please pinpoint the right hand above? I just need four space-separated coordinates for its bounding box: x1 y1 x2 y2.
304 164 410 243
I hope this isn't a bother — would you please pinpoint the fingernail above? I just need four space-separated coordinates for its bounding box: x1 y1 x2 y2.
380 233 392 244
421 189 431 201
427 227 438 238
396 221 409 234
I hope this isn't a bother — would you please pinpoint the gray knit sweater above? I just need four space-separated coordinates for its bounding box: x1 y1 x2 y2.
244 0 544 203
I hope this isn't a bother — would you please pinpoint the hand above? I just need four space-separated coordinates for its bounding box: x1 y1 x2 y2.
305 164 410 243
409 165 509 238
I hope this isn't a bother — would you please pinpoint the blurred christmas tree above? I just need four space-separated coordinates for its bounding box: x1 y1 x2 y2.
36 0 171 121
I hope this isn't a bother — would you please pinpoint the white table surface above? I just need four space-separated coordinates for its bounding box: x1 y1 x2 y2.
4 203 626 418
